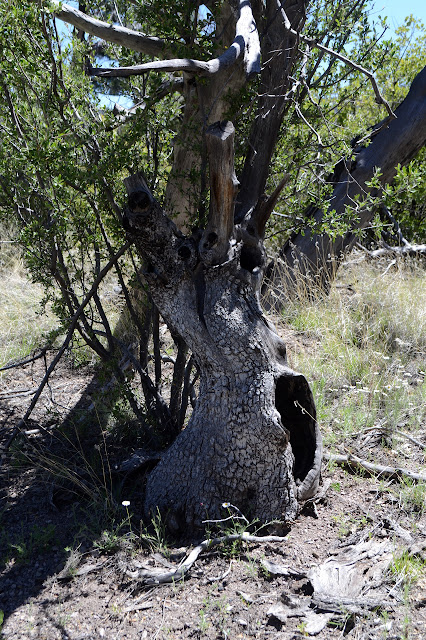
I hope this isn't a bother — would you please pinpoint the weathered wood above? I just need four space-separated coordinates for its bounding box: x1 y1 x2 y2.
277 64 426 295
86 0 260 79
200 121 239 265
325 452 426 483
51 0 167 57
123 170 322 531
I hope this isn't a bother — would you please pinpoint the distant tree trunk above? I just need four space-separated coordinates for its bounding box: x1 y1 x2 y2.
124 122 322 532
273 64 426 300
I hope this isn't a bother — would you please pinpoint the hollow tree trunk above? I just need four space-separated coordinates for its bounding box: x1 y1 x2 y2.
124 122 322 532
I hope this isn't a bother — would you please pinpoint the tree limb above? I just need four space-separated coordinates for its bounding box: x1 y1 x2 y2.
88 0 260 79
275 64 426 297
324 451 426 483
49 0 168 58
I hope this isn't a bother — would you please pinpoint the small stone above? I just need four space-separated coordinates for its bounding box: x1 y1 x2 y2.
237 618 248 626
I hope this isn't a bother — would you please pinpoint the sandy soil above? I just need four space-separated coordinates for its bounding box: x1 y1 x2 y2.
1 357 426 640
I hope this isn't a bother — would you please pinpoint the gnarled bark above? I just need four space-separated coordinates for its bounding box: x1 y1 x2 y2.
123 133 322 531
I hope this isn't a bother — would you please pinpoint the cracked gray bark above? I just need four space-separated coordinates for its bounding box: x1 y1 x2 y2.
123 123 322 532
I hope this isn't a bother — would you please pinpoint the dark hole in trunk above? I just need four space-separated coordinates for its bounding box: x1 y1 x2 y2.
275 375 317 481
240 244 262 272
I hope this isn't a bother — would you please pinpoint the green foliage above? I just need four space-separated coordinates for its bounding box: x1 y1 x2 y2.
1 0 424 456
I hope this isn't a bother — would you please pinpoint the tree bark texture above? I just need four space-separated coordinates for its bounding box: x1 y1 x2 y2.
124 167 322 532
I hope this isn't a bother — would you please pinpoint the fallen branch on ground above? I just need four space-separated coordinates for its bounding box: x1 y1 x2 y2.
324 451 426 482
129 532 289 585
0 347 50 372
356 242 426 259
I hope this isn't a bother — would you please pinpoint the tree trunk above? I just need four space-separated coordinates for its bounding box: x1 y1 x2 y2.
124 125 322 531
144 261 321 531
272 64 426 300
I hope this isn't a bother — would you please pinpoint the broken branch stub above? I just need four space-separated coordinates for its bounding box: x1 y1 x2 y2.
200 121 239 266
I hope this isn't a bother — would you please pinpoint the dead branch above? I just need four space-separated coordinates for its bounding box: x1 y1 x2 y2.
0 242 131 466
324 451 426 483
395 430 426 451
363 243 426 259
131 532 289 585
0 347 50 372
50 0 167 58
276 0 396 120
200 121 239 265
88 0 260 79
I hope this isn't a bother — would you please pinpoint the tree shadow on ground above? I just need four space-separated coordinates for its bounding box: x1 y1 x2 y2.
0 381 154 626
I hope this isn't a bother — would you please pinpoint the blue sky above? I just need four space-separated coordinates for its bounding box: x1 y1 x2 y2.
59 1 426 108
373 0 426 30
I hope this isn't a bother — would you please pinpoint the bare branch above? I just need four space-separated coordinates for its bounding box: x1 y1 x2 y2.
325 451 426 483
0 242 131 466
200 121 239 265
130 531 290 585
89 58 214 78
49 0 168 57
88 0 260 79
276 0 396 120
0 347 50 372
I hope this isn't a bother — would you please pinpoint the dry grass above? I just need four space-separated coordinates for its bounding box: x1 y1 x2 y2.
0 228 58 374
276 255 426 449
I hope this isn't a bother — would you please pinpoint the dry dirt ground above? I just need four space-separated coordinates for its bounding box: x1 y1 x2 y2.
1 357 426 640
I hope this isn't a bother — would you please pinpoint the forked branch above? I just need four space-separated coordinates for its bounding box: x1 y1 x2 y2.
87 0 260 79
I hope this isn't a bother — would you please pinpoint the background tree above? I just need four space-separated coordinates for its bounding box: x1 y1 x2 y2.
0 0 424 530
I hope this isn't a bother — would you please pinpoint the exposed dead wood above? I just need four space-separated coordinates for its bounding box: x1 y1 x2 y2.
361 243 426 259
87 0 260 79
276 64 426 297
51 0 167 57
325 451 426 483
200 121 239 265
308 538 394 613
128 532 290 585
395 430 426 451
260 558 307 578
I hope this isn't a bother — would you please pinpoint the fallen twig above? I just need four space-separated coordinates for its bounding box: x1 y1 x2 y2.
0 388 37 398
395 430 426 451
0 347 50 372
324 451 426 483
131 532 289 585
